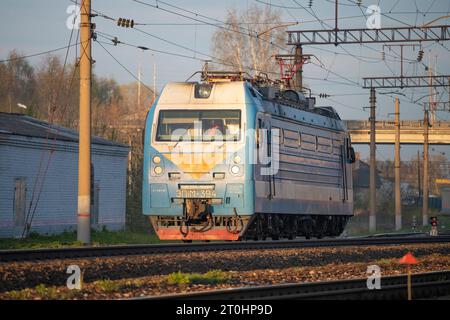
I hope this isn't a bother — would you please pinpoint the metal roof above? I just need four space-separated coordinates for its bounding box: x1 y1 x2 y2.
0 112 128 148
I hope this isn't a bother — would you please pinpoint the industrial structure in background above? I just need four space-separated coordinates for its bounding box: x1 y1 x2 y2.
287 0 450 232
0 113 128 238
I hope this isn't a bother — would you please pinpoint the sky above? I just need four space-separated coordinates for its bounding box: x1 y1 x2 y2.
1 0 450 161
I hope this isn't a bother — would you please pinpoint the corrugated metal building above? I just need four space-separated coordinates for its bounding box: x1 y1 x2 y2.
0 112 129 238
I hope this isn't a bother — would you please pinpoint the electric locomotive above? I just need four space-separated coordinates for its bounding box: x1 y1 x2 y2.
143 71 355 241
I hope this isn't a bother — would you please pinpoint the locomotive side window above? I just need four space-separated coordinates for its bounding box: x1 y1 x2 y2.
256 118 263 149
345 138 356 163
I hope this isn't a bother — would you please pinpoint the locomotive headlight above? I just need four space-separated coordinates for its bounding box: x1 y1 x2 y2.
233 155 241 164
195 83 212 99
152 156 161 164
154 166 163 175
230 165 240 175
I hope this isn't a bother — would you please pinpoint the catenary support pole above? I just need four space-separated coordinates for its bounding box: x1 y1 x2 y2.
77 0 92 244
395 97 401 230
294 45 303 91
422 108 429 226
369 87 376 232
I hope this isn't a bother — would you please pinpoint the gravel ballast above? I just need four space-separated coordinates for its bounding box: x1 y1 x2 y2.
0 243 449 299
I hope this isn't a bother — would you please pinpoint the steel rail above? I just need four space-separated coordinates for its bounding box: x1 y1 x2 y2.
139 270 450 300
1 235 450 262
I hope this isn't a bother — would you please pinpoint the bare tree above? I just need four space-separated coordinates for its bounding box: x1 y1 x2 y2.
211 5 287 77
0 51 36 114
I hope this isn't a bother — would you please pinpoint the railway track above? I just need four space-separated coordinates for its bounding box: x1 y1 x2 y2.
1 235 450 262
139 270 450 300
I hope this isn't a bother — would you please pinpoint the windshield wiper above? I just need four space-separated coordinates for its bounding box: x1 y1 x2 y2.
173 124 193 148
173 135 183 149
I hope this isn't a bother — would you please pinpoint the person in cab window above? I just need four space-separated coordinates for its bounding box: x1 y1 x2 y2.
204 119 223 136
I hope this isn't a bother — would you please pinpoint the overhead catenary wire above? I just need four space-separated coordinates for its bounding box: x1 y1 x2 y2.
95 6 370 89
97 28 372 91
91 1 416 90
0 42 81 63
95 39 155 93
94 0 449 118
130 0 288 53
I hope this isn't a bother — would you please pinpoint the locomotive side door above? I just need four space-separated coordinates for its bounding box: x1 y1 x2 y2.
255 113 274 199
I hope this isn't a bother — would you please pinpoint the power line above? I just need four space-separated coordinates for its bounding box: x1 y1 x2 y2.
98 29 366 92
345 0 415 27
96 39 159 94
95 0 448 107
255 0 311 10
96 32 281 77
94 1 403 76
323 96 366 111
0 42 81 63
130 0 289 53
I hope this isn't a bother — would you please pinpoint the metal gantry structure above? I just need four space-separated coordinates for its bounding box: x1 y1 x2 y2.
362 75 450 89
287 25 450 45
361 77 450 230
288 18 450 232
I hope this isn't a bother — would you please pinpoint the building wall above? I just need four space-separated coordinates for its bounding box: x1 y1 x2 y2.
0 134 128 238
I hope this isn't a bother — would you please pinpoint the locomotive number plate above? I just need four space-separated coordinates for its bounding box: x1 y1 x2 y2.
176 189 217 198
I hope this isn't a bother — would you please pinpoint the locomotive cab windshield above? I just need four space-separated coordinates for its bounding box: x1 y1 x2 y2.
156 109 242 142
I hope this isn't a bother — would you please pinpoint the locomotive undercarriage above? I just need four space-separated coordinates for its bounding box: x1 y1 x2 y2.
150 201 350 240
243 213 350 240
150 198 252 241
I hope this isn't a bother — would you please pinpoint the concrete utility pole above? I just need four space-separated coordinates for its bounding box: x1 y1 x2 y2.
369 88 376 232
417 150 421 199
394 97 401 230
429 51 435 125
294 45 303 91
334 0 338 46
422 52 433 226
77 0 92 244
422 108 429 226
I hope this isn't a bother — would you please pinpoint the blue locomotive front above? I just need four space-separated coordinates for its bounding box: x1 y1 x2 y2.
143 80 256 240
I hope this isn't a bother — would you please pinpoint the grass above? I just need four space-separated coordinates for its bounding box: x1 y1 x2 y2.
34 284 59 299
7 289 33 300
6 284 78 300
0 230 164 250
95 279 123 293
93 278 145 293
167 270 229 285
